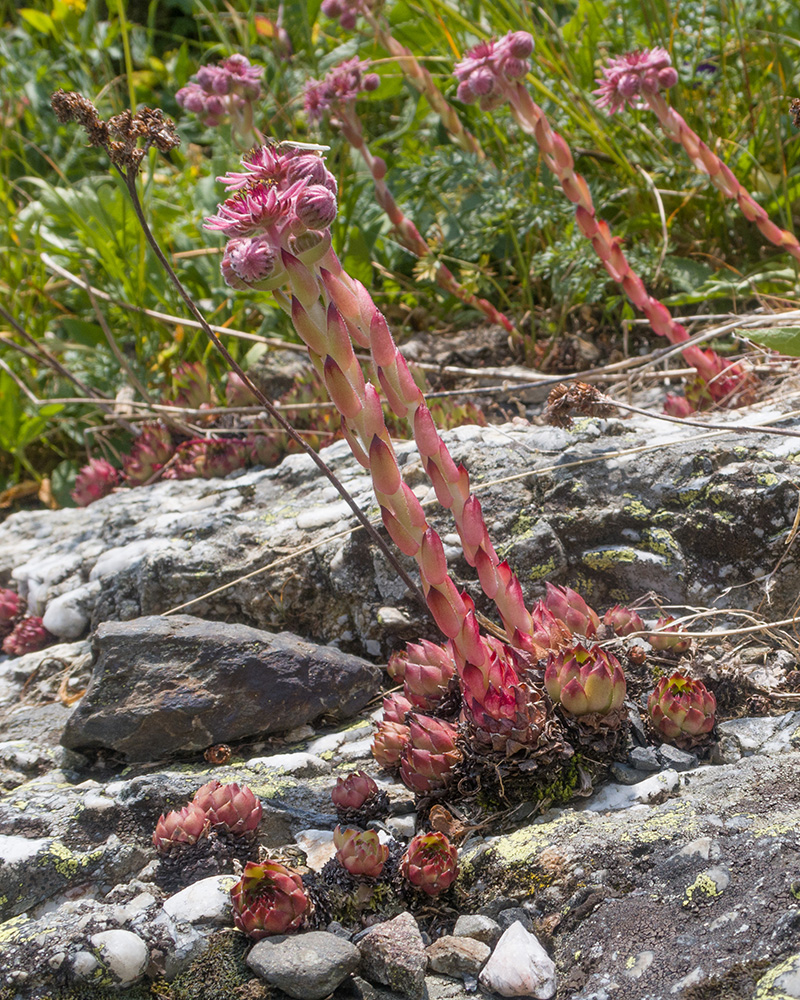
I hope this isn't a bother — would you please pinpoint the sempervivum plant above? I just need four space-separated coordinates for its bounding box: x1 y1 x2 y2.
123 423 175 485
71 458 119 507
333 825 389 878
163 439 249 480
372 720 411 770
230 860 310 939
152 803 208 855
648 673 716 746
648 617 691 654
191 780 262 837
545 644 627 717
331 770 389 826
0 588 23 638
394 639 456 711
2 616 54 657
401 831 459 897
399 714 461 793
544 583 600 638
603 605 645 637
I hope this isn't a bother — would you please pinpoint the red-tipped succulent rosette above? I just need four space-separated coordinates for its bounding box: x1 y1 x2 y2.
152 803 209 855
401 831 459 896
544 644 627 717
372 720 411 770
333 825 389 878
399 714 460 793
71 458 119 507
191 780 262 836
603 604 645 637
2 616 54 657
230 860 310 939
648 673 716 744
648 616 690 653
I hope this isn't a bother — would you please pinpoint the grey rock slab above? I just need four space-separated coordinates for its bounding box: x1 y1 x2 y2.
246 930 360 1000
358 911 428 999
452 914 501 947
1 419 799 661
60 615 382 761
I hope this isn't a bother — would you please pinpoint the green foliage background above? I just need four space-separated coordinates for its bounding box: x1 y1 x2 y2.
1 0 799 497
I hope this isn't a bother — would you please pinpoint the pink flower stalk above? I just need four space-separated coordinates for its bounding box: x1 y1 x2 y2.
71 458 119 507
306 59 515 334
596 48 800 266
207 144 534 698
455 33 747 406
177 53 263 140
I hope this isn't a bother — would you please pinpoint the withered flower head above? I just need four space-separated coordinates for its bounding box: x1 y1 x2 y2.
545 381 616 427
50 90 179 171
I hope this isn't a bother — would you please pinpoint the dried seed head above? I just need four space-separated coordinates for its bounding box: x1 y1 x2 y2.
545 382 616 427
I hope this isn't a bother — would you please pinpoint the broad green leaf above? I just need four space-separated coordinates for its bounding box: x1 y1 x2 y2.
747 327 800 356
17 9 54 34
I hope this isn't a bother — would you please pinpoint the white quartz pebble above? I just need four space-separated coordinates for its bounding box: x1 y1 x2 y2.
478 921 556 999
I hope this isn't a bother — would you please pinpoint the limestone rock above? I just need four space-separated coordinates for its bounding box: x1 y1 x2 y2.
478 921 556 999
246 930 360 999
61 615 381 760
89 929 149 985
357 911 428 999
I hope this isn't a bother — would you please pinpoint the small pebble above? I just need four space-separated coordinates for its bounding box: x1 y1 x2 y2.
657 745 698 771
89 929 148 985
453 914 502 947
629 747 660 772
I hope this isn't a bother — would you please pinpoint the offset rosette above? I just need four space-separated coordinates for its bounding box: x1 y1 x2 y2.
71 459 119 507
390 638 456 711
544 644 627 717
648 616 690 653
152 803 208 855
399 714 460 793
401 831 459 896
372 720 411 770
603 604 645 637
230 860 310 939
191 780 262 836
331 770 389 825
648 673 716 745
333 825 389 878
544 582 600 637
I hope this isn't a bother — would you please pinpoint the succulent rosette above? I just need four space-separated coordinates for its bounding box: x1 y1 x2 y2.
2 616 53 657
648 673 716 743
545 643 627 716
648 616 690 653
372 720 411 769
71 458 119 507
0 588 23 637
333 825 389 878
399 714 460 793
460 638 549 754
395 639 456 710
603 604 645 637
530 599 573 651
152 803 208 855
191 780 262 836
230 860 310 939
544 582 600 638
382 692 414 724
331 770 389 825
123 423 175 485
401 831 459 896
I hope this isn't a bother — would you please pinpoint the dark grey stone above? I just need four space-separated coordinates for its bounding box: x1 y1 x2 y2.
60 615 381 761
247 930 360 1000
495 907 533 933
630 747 661 771
610 762 648 785
656 744 699 771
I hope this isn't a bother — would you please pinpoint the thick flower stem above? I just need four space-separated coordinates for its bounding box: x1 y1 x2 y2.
362 11 485 160
644 91 800 264
504 84 725 387
120 169 427 610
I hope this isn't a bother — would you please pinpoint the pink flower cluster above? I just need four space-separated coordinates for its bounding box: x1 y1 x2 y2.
304 58 380 123
453 32 533 110
320 0 376 30
594 47 678 114
206 145 338 290
176 54 263 127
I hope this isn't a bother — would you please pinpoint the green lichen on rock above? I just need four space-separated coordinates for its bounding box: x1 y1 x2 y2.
752 953 800 1000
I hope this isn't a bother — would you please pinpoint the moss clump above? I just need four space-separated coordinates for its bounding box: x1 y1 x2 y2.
152 930 269 1000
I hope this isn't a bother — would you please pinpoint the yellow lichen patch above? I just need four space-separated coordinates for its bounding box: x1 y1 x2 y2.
39 841 103 878
757 473 780 488
622 497 651 520
682 872 724 907
752 953 800 999
0 914 29 944
528 557 558 581
582 547 638 572
641 527 680 562
617 801 697 845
